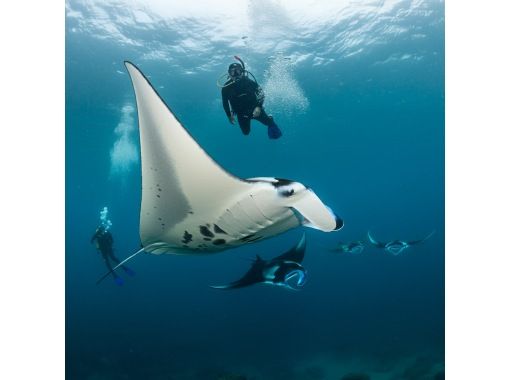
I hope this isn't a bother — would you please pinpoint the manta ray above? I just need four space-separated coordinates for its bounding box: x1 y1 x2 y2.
367 231 435 256
211 234 308 290
330 240 365 254
97 62 342 283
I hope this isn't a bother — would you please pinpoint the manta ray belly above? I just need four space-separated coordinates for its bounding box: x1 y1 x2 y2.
210 186 301 247
142 190 300 254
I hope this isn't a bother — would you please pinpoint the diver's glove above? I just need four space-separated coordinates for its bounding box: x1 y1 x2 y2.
228 115 236 124
252 106 262 118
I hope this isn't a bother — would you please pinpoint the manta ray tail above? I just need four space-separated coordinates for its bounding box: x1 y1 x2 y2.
96 247 145 285
367 231 385 248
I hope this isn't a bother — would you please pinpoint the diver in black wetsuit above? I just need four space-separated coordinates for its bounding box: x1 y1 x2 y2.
91 225 134 285
221 57 282 139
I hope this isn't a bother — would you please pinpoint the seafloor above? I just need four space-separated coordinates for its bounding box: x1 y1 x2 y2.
73 349 444 380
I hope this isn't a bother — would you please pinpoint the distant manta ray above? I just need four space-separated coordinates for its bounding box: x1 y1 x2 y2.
330 240 365 254
211 234 308 290
367 231 435 256
97 62 342 284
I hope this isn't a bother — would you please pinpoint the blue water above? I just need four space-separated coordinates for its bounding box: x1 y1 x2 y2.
66 1 444 379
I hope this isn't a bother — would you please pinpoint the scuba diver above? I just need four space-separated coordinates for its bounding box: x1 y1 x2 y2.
220 56 282 139
91 208 134 286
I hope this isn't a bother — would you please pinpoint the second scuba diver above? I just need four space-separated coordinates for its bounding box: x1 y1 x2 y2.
91 225 135 286
221 56 282 139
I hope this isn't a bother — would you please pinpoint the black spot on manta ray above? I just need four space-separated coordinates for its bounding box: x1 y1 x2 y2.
199 225 214 238
182 230 192 244
279 189 294 197
214 224 227 234
203 237 211 241
213 239 226 245
156 194 161 198
273 178 294 188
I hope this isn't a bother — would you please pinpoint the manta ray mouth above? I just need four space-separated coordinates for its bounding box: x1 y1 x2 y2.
284 269 308 289
386 245 407 255
349 246 364 254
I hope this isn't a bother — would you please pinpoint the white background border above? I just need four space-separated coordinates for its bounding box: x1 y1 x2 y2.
446 0 510 378
0 1 64 379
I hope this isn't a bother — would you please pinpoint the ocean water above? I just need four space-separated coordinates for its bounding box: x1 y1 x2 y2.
65 1 445 379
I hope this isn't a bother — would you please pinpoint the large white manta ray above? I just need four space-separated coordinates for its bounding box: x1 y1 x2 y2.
125 61 343 255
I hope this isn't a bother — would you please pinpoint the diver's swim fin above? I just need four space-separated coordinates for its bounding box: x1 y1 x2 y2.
114 277 124 286
123 267 136 277
268 124 282 139
96 247 145 285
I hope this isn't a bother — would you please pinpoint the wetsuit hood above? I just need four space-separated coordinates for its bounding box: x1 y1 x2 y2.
228 63 244 79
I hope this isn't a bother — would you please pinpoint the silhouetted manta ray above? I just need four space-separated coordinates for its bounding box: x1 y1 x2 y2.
96 62 342 284
211 234 307 290
367 231 435 255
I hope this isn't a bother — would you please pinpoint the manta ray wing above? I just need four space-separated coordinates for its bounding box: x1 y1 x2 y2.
408 230 436 245
125 62 253 250
272 233 306 263
367 231 386 248
209 260 266 290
